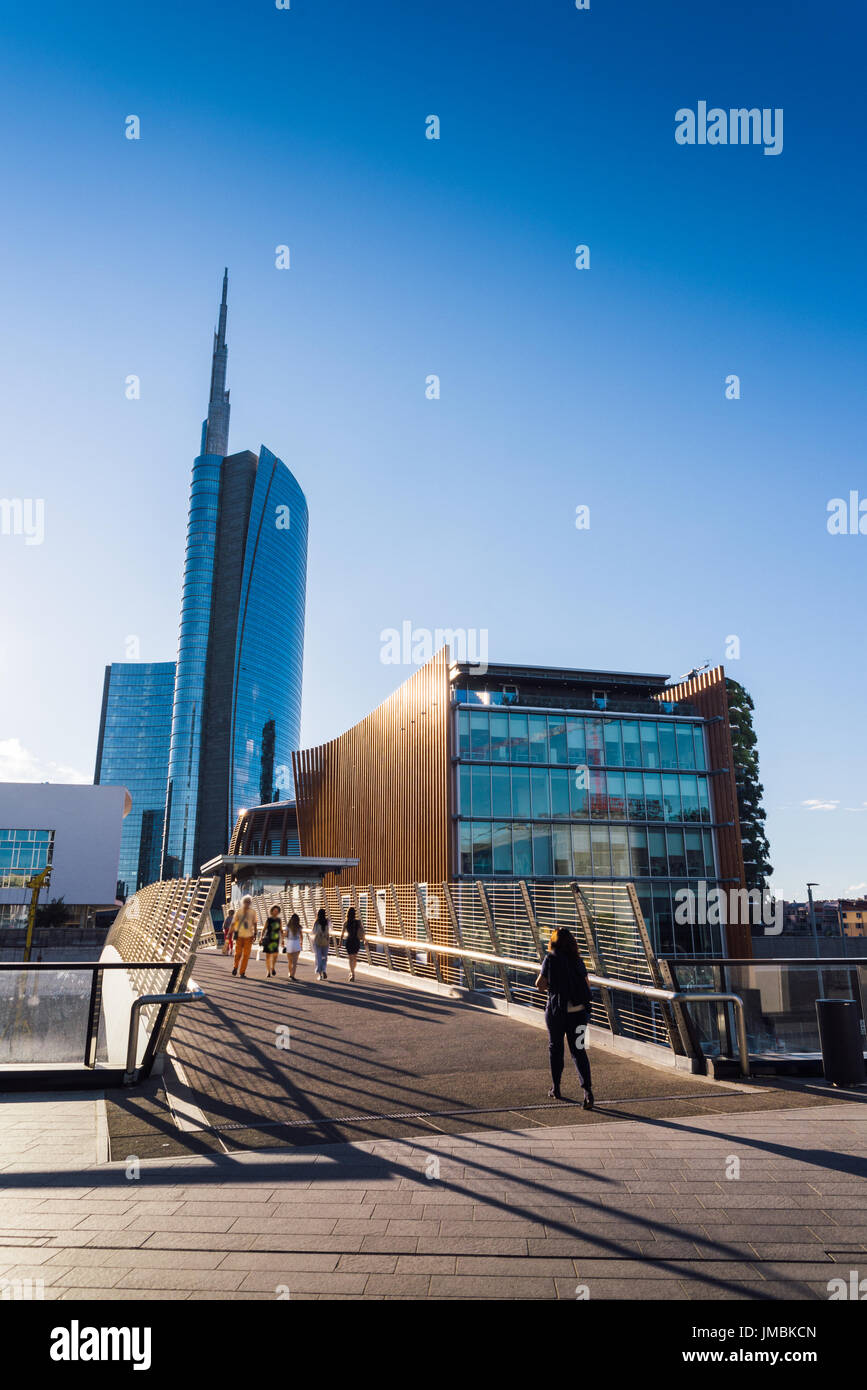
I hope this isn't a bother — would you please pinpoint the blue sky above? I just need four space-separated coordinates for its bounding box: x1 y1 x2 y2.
1 0 864 899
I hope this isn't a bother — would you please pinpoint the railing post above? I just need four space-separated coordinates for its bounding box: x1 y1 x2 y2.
476 881 512 1002
83 966 103 1069
441 883 472 988
625 882 680 1053
389 883 415 975
518 880 545 958
570 882 620 1033
416 883 442 983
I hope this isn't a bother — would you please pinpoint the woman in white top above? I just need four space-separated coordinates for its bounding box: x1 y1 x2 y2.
285 912 303 982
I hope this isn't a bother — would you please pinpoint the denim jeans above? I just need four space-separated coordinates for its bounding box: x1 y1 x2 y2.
314 944 329 974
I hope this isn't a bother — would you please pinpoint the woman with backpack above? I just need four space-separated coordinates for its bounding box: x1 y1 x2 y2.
534 927 594 1108
340 906 364 982
311 907 331 981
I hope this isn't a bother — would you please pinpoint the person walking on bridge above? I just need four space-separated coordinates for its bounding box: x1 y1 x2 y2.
262 903 284 980
340 906 364 981
284 911 303 981
222 905 236 956
534 928 594 1109
232 895 259 980
312 907 331 980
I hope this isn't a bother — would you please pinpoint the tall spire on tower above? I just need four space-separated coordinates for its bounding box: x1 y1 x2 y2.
203 268 230 456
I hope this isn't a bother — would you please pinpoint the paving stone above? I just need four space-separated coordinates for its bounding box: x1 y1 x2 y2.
127 1215 236 1233
59 1287 190 1301
394 1255 457 1273
219 1252 339 1272
416 1237 528 1256
455 1255 575 1276
114 1268 246 1291
53 1267 131 1289
335 1254 397 1273
237 1271 367 1294
428 1274 557 1298
556 1276 682 1300
141 1232 255 1251
248 1234 365 1253
45 1247 225 1269
364 1274 431 1296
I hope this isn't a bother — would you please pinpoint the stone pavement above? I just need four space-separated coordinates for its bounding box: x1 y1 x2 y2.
0 1097 864 1300
0 1092 106 1172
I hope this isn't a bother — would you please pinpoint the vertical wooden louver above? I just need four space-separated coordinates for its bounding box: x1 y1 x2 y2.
292 649 452 887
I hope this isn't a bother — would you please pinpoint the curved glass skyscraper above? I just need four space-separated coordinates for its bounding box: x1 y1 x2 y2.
161 272 308 878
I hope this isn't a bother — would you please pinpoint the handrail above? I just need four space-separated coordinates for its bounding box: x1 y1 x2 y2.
0 960 189 971
325 931 751 1075
124 983 205 1084
663 956 863 966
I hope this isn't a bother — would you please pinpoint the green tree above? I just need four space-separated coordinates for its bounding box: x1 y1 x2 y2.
726 679 773 890
34 896 70 929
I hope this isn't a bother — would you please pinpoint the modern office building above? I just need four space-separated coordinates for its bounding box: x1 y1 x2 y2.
0 783 129 926
160 271 309 879
94 662 176 898
288 650 761 957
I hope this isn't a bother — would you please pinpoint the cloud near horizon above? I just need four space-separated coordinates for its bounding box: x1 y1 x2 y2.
0 738 88 785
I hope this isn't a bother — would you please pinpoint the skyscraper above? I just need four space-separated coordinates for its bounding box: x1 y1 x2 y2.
161 272 308 879
94 662 176 897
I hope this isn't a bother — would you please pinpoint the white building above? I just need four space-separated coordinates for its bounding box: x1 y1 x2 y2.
0 783 130 927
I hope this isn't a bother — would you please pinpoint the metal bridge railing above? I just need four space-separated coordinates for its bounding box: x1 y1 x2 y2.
242 879 749 1075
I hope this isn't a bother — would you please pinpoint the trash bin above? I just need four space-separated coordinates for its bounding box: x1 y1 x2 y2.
815 999 867 1087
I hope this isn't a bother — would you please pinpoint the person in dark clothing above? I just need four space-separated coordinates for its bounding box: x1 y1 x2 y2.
261 903 284 980
340 906 364 981
534 927 594 1108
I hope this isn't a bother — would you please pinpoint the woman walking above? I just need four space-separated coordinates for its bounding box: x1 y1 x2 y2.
534 927 594 1108
261 903 284 980
222 905 236 956
340 907 364 981
232 895 259 980
311 907 331 981
284 912 303 981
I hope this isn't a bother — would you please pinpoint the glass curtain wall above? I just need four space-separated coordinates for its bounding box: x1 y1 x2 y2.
455 706 720 954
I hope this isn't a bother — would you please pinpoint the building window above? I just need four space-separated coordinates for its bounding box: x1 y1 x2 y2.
0 829 55 888
532 824 552 875
511 767 531 818
493 823 513 875
528 715 548 764
471 765 491 818
531 767 550 818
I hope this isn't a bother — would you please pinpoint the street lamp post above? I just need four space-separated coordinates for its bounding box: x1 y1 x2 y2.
807 881 825 1001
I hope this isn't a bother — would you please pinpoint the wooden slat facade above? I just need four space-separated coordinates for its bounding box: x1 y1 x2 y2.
661 666 751 957
292 649 452 887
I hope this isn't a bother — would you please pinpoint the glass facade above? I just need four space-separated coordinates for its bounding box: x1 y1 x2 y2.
230 446 308 819
455 706 722 955
0 829 54 888
163 453 223 878
163 447 308 878
95 662 175 897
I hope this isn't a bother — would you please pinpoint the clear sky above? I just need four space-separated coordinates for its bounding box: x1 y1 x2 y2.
1 0 864 900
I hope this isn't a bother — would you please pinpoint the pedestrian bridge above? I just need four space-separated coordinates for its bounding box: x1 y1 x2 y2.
1 875 865 1123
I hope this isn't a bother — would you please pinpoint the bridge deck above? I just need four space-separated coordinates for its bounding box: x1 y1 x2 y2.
108 948 839 1160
